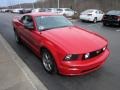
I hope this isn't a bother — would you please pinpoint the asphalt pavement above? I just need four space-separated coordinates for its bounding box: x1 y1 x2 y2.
0 13 120 90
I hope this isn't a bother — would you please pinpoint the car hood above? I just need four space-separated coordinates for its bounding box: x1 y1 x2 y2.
42 26 107 54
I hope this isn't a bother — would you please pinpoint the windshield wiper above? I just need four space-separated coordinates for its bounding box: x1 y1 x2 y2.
40 25 72 31
41 27 57 31
56 25 73 28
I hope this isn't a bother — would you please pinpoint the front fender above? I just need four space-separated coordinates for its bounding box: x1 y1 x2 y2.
40 39 66 67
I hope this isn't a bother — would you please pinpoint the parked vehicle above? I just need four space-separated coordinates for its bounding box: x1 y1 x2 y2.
12 12 109 76
1 9 8 13
4 9 12 13
39 8 48 12
80 9 104 23
12 8 23 14
31 8 41 13
47 8 57 13
103 10 120 26
22 8 32 14
56 8 76 17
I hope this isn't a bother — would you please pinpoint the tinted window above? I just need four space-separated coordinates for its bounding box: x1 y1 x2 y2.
48 9 51 10
21 16 34 28
39 8 46 12
82 10 94 14
95 10 99 14
99 10 103 14
65 8 72 11
57 9 63 11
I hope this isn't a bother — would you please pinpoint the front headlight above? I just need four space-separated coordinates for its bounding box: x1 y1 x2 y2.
84 53 90 59
64 54 79 61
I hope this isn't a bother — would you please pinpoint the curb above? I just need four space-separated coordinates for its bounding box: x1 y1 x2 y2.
0 34 48 90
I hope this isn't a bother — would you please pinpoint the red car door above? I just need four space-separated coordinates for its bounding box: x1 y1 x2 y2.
18 15 32 44
21 15 41 54
29 30 42 55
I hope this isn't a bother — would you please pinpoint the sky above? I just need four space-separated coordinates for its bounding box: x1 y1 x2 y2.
0 0 35 7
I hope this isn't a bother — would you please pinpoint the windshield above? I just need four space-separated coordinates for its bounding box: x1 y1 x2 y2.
82 10 94 14
35 15 73 31
57 9 63 11
65 8 73 11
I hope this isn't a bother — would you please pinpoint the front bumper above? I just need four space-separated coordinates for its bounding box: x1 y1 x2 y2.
103 20 120 26
58 49 110 76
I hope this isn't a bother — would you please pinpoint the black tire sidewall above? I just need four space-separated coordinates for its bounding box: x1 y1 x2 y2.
93 17 97 23
42 50 57 74
103 22 109 26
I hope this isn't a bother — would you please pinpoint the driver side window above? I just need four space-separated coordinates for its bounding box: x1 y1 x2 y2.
21 16 34 28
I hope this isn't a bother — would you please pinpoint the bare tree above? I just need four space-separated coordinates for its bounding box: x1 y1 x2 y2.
5 0 120 12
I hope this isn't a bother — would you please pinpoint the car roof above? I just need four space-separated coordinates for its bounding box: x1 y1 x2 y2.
60 8 70 9
25 12 59 17
86 9 99 11
108 10 120 12
107 10 120 15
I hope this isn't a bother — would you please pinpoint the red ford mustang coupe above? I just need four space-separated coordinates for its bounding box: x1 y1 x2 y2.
12 12 110 76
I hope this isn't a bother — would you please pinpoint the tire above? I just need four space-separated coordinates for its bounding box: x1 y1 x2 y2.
103 22 109 26
80 19 84 22
14 31 21 44
93 17 97 23
42 49 57 74
63 14 67 17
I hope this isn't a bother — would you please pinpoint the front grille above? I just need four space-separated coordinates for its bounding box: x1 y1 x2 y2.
82 48 104 60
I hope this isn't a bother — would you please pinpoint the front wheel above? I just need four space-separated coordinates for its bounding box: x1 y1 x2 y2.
42 49 57 74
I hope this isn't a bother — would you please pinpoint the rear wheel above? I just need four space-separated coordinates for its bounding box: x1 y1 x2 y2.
103 22 108 26
93 17 97 23
42 49 57 74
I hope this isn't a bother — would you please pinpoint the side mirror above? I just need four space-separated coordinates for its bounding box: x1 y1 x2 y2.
24 23 34 30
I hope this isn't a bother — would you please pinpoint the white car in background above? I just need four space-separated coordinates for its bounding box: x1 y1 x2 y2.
56 8 75 17
32 8 50 13
31 8 41 13
1 9 7 12
12 8 23 13
47 8 57 13
79 9 104 23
